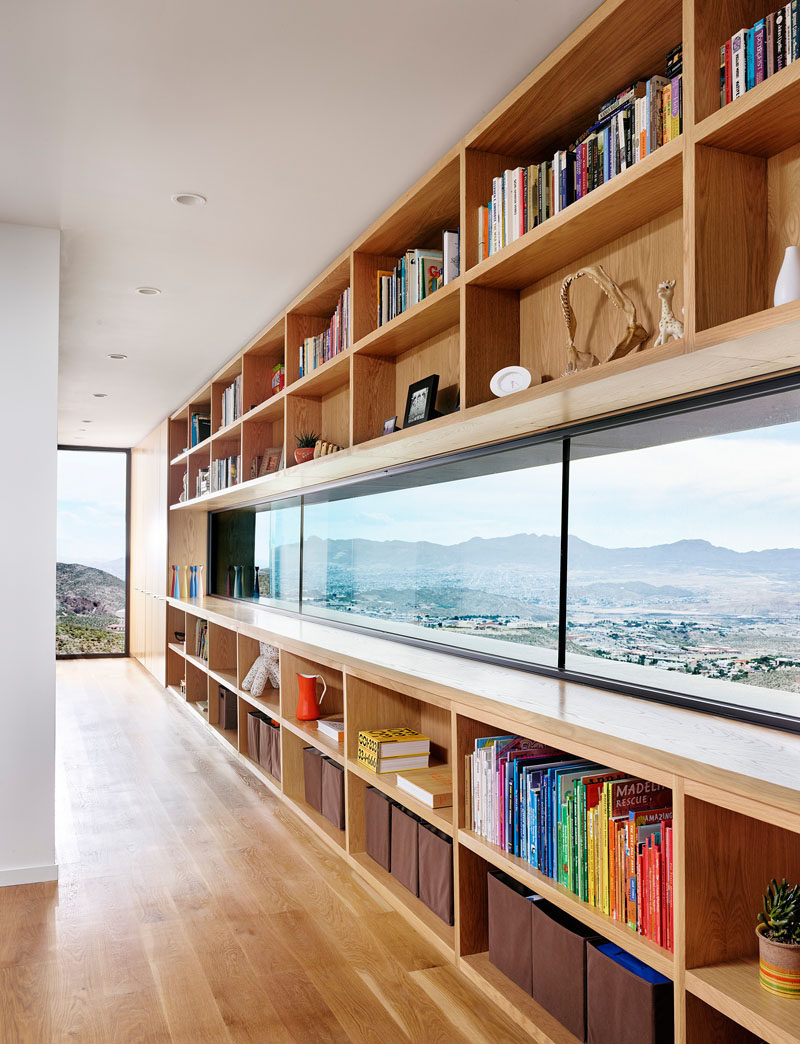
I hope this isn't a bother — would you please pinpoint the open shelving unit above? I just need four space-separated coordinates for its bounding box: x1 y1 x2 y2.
163 0 800 517
137 0 800 1040
159 595 800 1043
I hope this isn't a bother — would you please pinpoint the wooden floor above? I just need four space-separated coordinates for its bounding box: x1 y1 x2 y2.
0 658 530 1043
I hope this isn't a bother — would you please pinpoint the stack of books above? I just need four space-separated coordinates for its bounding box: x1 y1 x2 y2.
220 374 242 428
298 287 350 378
190 411 211 447
376 230 459 328
477 46 682 261
209 454 241 492
467 734 674 950
357 728 430 774
720 6 798 105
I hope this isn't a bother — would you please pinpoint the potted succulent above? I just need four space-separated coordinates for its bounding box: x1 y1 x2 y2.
757 877 800 997
294 431 319 465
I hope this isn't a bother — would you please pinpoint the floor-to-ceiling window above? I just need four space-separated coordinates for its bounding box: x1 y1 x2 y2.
56 447 129 656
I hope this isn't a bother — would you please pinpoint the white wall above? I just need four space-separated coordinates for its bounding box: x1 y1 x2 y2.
0 222 59 884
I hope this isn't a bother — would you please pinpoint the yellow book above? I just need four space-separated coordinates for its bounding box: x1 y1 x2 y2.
357 728 430 758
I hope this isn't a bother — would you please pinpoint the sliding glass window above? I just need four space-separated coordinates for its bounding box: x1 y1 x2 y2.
207 378 800 728
209 497 301 611
566 390 800 720
302 441 563 666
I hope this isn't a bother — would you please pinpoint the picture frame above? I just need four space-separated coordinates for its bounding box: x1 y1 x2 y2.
258 446 282 477
382 416 399 436
402 374 439 428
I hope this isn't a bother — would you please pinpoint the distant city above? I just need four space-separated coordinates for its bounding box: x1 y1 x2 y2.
284 531 800 695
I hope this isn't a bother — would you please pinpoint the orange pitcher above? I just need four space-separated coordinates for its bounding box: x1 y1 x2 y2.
296 673 326 720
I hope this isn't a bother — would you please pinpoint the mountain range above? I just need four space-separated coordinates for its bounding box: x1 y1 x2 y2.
301 533 800 577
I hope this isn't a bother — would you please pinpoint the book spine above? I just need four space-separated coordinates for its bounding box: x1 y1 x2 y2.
732 29 746 99
793 0 799 61
746 26 755 90
776 7 786 72
767 13 775 78
755 20 766 84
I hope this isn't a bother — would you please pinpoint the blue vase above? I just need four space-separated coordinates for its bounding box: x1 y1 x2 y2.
253 566 260 600
233 565 243 599
189 565 197 599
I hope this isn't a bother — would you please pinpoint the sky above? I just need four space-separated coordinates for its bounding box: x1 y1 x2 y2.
57 450 127 566
301 424 800 552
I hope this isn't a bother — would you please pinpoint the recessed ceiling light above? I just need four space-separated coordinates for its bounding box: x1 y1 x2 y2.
82 419 92 423
107 353 128 360
135 286 161 295
93 393 108 398
172 193 206 206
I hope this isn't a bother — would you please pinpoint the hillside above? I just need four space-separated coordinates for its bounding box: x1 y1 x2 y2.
56 562 125 614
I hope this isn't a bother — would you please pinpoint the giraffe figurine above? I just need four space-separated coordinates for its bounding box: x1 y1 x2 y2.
654 279 684 346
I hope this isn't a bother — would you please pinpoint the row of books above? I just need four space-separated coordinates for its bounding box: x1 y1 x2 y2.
297 287 351 379
467 734 674 950
194 619 208 661
209 454 241 493
357 727 430 773
720 5 799 105
220 374 243 429
477 46 682 260
190 410 211 448
376 230 460 328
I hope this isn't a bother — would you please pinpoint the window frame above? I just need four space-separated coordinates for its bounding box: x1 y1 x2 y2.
208 372 800 734
56 444 131 660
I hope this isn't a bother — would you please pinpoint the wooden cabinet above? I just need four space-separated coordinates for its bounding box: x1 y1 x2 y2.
131 420 168 682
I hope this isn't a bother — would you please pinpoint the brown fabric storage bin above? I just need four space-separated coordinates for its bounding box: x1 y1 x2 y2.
269 723 281 781
218 686 238 730
531 899 601 1040
487 870 536 995
586 942 673 1044
417 822 453 925
263 718 279 776
390 804 419 895
365 787 392 871
246 710 261 763
320 757 345 830
302 746 323 811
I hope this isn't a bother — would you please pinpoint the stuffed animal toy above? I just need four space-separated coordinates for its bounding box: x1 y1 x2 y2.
241 642 280 698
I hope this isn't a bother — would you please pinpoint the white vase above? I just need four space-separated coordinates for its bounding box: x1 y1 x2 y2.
774 246 800 307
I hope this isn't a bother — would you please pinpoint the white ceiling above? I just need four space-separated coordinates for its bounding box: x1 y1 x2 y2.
3 0 600 448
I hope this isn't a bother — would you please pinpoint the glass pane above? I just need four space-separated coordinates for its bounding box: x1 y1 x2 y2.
56 449 128 655
209 497 300 611
566 390 800 717
302 442 563 666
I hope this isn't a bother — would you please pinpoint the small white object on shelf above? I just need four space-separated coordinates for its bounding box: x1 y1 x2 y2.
774 246 800 307
489 366 532 397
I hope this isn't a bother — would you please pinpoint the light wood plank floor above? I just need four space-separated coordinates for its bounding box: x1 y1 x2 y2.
0 658 531 1043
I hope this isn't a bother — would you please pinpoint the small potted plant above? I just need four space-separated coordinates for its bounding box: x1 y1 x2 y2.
757 877 800 997
294 431 319 465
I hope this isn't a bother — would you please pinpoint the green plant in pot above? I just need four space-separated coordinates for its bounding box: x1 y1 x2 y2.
294 431 319 465
757 877 800 997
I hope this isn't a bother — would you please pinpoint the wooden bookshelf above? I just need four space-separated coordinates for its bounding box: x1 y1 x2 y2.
132 0 800 1038
151 595 800 1043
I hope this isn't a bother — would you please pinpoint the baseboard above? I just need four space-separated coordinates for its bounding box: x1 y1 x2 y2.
0 863 59 887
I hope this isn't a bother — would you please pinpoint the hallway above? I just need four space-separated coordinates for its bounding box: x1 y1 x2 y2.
0 659 527 1043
